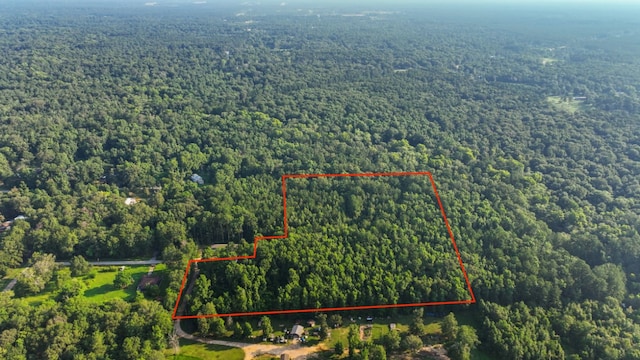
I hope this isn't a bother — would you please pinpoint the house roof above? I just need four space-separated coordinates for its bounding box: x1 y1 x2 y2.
291 325 304 337
190 174 204 184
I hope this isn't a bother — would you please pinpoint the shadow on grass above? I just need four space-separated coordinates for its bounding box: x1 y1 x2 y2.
83 284 116 298
83 283 137 302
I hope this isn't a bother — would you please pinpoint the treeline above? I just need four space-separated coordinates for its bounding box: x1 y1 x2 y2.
0 292 173 360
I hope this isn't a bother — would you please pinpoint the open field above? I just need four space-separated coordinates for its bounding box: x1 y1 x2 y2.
84 264 166 303
16 264 165 306
165 339 244 360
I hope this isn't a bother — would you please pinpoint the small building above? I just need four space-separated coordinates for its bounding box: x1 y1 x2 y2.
280 354 290 360
307 320 316 327
190 174 204 185
389 323 397 331
124 197 138 205
291 324 304 339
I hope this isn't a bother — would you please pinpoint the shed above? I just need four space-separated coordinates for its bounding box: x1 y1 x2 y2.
291 324 304 338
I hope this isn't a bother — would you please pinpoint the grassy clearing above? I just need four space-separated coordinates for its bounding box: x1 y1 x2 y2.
17 265 162 306
546 96 586 114
164 339 244 360
83 265 158 303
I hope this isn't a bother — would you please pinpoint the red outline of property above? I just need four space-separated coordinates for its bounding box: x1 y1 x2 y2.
172 171 476 319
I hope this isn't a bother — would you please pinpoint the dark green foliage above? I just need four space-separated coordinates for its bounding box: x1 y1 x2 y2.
379 329 401 352
0 2 639 359
400 334 423 353
0 292 172 360
330 314 343 328
448 325 480 360
241 322 253 339
370 345 387 360
70 255 91 277
409 308 425 336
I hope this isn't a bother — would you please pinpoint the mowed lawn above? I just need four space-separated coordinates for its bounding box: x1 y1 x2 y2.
19 264 165 306
83 264 166 303
164 339 244 360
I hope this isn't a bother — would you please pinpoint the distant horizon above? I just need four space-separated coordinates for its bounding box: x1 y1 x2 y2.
3 0 640 5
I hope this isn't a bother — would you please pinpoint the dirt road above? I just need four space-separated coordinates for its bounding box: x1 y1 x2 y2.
174 320 321 360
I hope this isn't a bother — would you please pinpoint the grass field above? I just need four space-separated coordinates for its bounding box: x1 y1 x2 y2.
84 264 165 303
164 339 244 360
17 265 165 306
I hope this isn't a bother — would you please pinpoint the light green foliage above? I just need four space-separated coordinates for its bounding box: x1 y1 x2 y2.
15 253 56 296
441 313 459 342
260 316 273 337
114 270 134 289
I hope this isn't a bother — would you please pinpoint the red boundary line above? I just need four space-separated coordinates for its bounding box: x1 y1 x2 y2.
172 171 476 319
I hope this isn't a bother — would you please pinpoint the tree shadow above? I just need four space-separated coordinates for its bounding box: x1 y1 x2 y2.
83 283 116 298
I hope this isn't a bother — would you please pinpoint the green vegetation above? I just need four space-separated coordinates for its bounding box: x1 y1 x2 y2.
0 1 639 359
164 339 244 360
0 267 23 290
546 96 588 114
85 265 160 302
15 265 161 305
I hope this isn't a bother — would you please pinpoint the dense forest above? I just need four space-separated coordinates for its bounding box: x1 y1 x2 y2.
1 0 640 359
